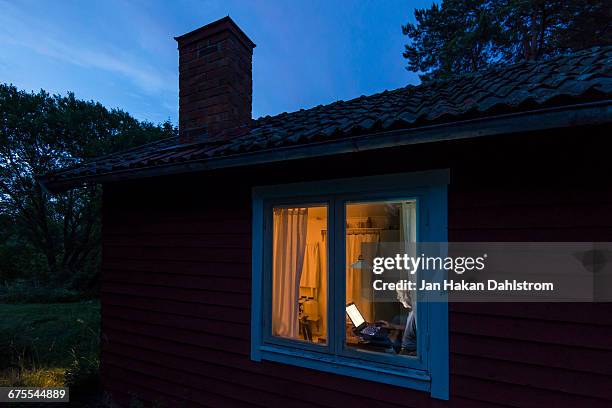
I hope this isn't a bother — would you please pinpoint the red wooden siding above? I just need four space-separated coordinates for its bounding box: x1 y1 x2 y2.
100 125 612 407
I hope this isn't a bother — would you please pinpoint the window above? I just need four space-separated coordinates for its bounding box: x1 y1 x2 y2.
344 200 418 359
251 171 449 399
271 205 328 345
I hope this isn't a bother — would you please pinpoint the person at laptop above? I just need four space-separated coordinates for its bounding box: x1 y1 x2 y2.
346 301 416 355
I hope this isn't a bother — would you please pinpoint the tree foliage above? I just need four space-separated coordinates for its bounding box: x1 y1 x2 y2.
0 84 176 288
403 0 612 81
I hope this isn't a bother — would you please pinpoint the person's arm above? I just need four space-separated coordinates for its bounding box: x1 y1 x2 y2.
400 310 417 352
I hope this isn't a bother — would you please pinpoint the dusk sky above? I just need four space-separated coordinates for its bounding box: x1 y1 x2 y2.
0 0 432 125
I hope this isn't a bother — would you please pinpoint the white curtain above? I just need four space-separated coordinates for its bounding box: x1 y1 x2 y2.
399 202 417 322
346 232 379 322
318 236 327 337
272 208 308 338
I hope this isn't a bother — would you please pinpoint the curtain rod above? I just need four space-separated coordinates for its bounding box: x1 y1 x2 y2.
321 228 382 236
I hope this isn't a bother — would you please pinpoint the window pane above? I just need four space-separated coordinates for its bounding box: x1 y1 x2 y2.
345 200 417 357
272 205 327 345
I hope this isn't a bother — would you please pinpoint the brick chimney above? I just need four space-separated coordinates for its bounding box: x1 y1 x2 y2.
175 17 256 143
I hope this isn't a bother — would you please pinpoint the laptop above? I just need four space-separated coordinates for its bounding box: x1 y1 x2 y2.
345 302 386 338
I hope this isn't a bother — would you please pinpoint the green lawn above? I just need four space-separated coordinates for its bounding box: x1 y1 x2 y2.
0 301 100 387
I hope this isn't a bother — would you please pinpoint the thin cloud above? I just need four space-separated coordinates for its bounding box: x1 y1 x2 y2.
0 0 175 94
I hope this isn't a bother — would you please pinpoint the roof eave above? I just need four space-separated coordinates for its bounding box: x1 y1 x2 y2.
39 100 612 194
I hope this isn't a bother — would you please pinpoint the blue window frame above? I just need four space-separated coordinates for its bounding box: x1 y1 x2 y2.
251 170 449 399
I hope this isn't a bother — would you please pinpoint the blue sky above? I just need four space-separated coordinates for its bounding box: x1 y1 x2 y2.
0 0 432 124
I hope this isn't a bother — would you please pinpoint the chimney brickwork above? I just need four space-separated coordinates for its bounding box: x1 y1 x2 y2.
175 17 255 144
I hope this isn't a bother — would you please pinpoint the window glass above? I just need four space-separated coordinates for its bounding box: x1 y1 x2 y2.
272 205 327 345
345 200 417 357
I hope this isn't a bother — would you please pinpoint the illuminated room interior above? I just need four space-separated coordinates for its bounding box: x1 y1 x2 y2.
271 200 417 356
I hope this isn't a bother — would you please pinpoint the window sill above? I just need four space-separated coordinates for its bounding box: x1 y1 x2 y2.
254 344 432 393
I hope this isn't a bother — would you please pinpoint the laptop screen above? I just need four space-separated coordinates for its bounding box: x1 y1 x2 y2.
346 303 365 328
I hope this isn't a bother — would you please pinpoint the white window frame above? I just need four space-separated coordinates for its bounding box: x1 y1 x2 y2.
251 170 449 399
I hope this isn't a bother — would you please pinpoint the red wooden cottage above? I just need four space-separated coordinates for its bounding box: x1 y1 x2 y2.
40 17 612 407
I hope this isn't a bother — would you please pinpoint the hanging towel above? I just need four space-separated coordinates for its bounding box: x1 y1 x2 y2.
346 233 379 322
300 243 320 289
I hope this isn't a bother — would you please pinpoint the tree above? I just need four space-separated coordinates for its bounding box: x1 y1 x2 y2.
403 0 612 81
0 84 176 288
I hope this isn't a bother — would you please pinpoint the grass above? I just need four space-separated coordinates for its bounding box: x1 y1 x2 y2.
0 301 100 388
0 281 85 304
